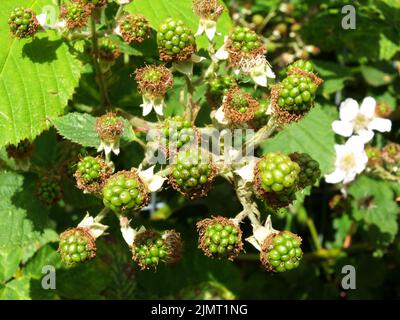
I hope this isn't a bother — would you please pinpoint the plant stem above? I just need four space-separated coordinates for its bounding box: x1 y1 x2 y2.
90 16 111 108
94 207 111 223
306 213 322 251
185 75 195 121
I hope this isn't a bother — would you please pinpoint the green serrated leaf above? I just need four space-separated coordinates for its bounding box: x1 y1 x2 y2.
126 0 232 50
360 64 395 87
52 112 100 148
0 171 58 284
261 106 337 174
348 176 399 245
0 277 31 300
0 0 83 148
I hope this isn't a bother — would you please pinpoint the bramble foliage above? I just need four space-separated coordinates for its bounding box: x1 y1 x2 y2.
0 0 399 300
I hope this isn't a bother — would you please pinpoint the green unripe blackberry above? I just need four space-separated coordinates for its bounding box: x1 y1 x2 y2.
197 217 243 260
77 156 102 183
228 26 262 53
157 18 196 62
118 14 151 44
209 75 237 98
256 152 300 194
60 2 91 30
261 231 303 272
132 230 183 270
58 228 96 266
98 38 120 61
365 146 382 166
102 171 149 213
170 149 216 198
287 59 314 73
8 7 39 39
223 87 259 123
36 177 63 206
289 152 321 188
160 116 198 154
253 101 270 128
95 112 124 144
277 74 318 112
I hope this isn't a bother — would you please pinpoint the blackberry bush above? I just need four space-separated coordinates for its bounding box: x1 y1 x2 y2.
207 75 237 108
260 231 303 273
102 171 149 213
8 7 39 39
157 18 196 62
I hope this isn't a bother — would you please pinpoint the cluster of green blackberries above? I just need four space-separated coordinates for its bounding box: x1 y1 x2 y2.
58 228 96 266
8 7 39 39
261 231 303 272
132 230 182 270
289 152 321 188
170 149 215 197
228 26 262 53
160 116 197 152
60 2 92 30
207 75 237 108
197 217 243 260
118 14 151 44
98 38 121 61
76 156 102 183
277 75 317 112
36 177 63 206
157 18 196 61
257 152 300 193
74 156 112 193
287 59 314 74
255 151 321 208
102 171 148 213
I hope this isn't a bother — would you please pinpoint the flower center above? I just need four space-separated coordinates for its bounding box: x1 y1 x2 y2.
340 153 356 171
353 113 370 132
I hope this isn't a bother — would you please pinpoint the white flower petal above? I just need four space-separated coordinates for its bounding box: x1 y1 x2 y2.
55 20 67 29
368 117 392 133
245 235 261 251
215 105 229 125
214 45 229 60
148 175 166 192
114 25 122 37
355 153 368 173
78 213 108 239
195 23 205 37
360 97 376 118
205 23 217 41
153 99 164 116
332 120 354 137
234 162 255 182
36 13 47 27
141 97 153 116
252 73 267 87
266 65 276 79
357 129 374 143
325 168 346 184
342 171 357 184
339 98 359 121
346 135 366 152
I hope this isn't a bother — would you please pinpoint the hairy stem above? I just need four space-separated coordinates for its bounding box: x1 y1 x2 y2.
94 207 111 223
90 16 111 108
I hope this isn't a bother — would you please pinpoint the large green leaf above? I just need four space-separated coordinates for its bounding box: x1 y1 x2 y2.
261 106 337 174
0 171 58 284
126 0 232 49
348 176 399 245
52 113 100 148
0 0 82 148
